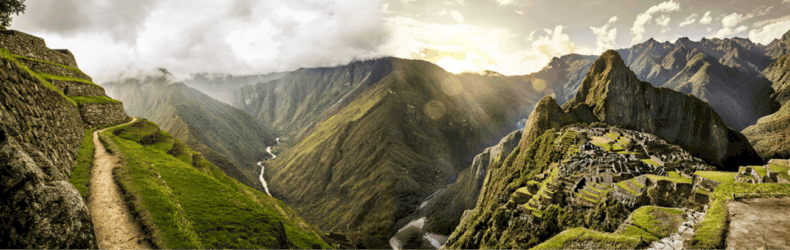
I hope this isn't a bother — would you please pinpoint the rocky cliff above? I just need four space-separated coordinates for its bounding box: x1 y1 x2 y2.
0 57 95 247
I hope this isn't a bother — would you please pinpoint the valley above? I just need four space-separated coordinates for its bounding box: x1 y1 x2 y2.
3 2 790 248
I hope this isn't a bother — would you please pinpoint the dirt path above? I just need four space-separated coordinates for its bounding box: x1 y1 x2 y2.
726 197 790 249
88 117 151 249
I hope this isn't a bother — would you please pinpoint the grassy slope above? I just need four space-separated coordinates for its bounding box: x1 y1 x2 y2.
689 171 790 249
533 227 640 249
0 48 77 107
69 128 95 201
69 95 121 104
102 79 275 194
101 119 330 249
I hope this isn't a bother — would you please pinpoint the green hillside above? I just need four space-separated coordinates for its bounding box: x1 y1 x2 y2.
99 118 329 249
103 76 276 193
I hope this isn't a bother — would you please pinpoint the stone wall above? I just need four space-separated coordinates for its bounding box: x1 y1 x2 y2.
0 57 96 247
0 30 79 68
52 80 107 97
19 57 92 82
77 102 128 128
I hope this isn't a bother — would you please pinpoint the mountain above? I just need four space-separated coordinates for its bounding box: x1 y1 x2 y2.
765 30 790 59
532 36 777 131
743 52 790 160
444 50 763 249
183 72 288 104
258 58 543 248
103 75 276 193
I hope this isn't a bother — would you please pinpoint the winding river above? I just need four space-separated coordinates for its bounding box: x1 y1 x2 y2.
258 137 279 197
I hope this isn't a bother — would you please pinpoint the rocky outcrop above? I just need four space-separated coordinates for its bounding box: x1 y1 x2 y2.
518 50 761 169
0 57 97 248
77 102 128 128
0 30 79 68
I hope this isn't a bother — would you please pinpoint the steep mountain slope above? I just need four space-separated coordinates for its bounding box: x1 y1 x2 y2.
765 30 790 59
743 52 790 160
263 58 541 248
231 58 394 142
99 118 330 248
560 50 762 168
103 75 276 193
532 54 598 104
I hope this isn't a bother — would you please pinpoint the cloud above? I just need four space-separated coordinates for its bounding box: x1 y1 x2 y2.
450 10 464 23
656 14 671 33
751 5 772 17
630 0 680 45
515 10 524 15
712 12 752 38
444 0 467 5
749 19 790 44
495 0 517 6
12 0 389 82
679 13 697 27
699 11 712 24
590 16 618 54
526 30 536 41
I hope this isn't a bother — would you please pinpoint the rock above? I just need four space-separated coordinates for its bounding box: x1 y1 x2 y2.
744 52 790 160
0 56 97 248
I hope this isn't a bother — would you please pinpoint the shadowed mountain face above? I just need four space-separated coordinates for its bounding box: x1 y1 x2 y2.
103 76 276 193
744 52 790 160
257 58 544 248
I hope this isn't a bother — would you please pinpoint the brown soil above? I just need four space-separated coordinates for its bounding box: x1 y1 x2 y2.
87 118 151 249
726 196 790 249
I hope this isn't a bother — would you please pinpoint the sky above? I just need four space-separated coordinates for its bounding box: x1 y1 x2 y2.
10 0 790 82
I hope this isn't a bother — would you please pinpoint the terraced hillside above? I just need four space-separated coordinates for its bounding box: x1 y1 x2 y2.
98 118 330 249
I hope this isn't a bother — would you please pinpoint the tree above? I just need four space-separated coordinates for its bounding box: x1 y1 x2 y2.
0 0 25 28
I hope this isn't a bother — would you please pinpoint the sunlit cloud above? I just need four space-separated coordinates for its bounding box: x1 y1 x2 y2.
679 13 697 27
590 16 618 55
630 0 680 44
699 11 713 25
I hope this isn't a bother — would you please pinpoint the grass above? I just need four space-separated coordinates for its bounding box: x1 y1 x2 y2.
667 171 681 178
767 164 790 182
616 181 640 196
36 71 101 87
532 227 640 249
0 47 77 107
645 174 692 184
69 95 121 104
626 206 684 239
12 53 86 75
688 171 790 249
642 159 660 166
69 128 95 202
752 166 767 178
616 225 659 242
103 119 331 249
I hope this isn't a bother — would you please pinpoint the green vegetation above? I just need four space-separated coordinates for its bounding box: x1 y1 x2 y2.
68 128 95 201
15 55 86 75
642 159 660 166
689 171 790 248
616 225 658 242
752 166 767 178
0 47 76 107
0 0 25 27
532 227 640 249
616 180 640 196
102 119 330 249
626 206 684 239
645 174 692 184
767 164 790 182
36 71 100 87
69 95 121 104
667 171 681 178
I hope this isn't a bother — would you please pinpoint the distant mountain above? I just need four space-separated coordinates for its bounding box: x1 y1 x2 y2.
258 58 544 248
183 72 287 104
765 30 790 59
103 75 276 192
536 36 777 131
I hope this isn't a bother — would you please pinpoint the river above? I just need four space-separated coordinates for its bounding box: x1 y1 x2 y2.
258 137 279 197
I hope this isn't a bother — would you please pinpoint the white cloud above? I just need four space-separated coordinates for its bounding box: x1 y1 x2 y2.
751 5 772 17
679 13 697 27
656 14 671 33
712 12 753 38
450 10 464 23
437 10 448 16
590 16 618 54
444 0 467 5
13 0 389 82
707 27 712 32
495 0 517 6
526 30 536 41
515 10 524 15
749 19 790 44
630 0 680 45
699 11 712 24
